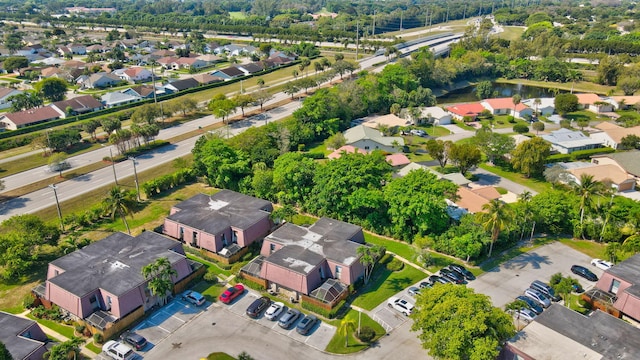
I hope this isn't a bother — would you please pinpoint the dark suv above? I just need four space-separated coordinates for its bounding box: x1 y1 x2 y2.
571 265 598 281
246 296 271 318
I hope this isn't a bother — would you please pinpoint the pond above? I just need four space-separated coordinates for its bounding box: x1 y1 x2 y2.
437 82 566 104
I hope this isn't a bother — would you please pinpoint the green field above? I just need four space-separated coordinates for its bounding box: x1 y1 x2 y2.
229 12 247 20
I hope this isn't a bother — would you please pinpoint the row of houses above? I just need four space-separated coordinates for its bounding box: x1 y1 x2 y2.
0 95 104 130
30 190 372 339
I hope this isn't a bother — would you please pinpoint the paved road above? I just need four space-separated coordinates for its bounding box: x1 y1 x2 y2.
470 167 538 196
0 102 301 221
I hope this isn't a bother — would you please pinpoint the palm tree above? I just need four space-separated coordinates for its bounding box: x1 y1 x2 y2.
518 191 533 241
338 318 356 347
512 94 522 119
572 174 603 228
482 199 511 257
103 186 135 234
533 98 541 117
142 257 177 306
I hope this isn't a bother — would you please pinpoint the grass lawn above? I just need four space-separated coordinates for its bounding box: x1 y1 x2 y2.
496 26 525 41
186 254 232 277
351 258 426 310
565 110 598 123
364 233 417 263
191 280 225 303
324 309 385 354
86 342 102 354
26 314 76 339
0 264 47 313
478 163 552 194
407 151 433 163
292 213 318 226
207 352 236 360
423 125 451 137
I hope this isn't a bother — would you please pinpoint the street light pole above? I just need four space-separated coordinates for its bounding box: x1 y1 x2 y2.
129 157 141 202
49 184 64 232
109 146 118 185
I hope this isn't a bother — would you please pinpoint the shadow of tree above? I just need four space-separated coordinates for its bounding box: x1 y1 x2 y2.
503 252 551 270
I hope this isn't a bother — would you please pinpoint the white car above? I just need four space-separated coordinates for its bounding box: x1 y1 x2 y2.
265 302 285 321
591 258 613 271
509 308 537 323
387 297 414 316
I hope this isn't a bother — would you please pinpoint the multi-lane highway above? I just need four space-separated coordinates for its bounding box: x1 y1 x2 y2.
0 35 462 221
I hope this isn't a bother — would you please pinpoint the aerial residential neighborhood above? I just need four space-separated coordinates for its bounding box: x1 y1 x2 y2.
0 1 640 360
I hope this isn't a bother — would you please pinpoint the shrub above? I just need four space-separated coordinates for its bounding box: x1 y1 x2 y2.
23 295 36 309
300 299 347 319
93 333 103 344
236 274 265 291
507 115 516 123
203 271 219 283
513 124 529 133
546 154 571 163
75 324 86 334
304 152 325 159
496 120 505 124
356 326 376 343
570 147 615 160
386 258 404 271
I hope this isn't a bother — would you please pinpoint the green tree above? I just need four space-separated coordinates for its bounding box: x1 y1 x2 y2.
7 92 43 112
325 132 346 150
208 94 237 124
82 119 101 140
606 242 621 263
338 318 356 347
131 103 161 125
283 82 299 100
554 93 579 115
556 277 577 307
0 341 12 360
449 143 482 175
233 93 254 117
237 352 255 360
597 55 623 86
411 285 515 360
473 128 515 164
577 118 590 130
48 153 68 177
513 123 529 134
142 257 177 306
511 137 551 177
102 186 136 234
357 245 386 284
475 80 493 100
45 336 83 360
101 118 122 135
573 174 604 230
252 89 273 111
481 199 511 257
618 76 640 96
192 137 250 191
532 121 545 135
272 152 317 206
4 33 23 54
620 134 640 149
270 204 297 223
2 56 28 72
33 78 68 102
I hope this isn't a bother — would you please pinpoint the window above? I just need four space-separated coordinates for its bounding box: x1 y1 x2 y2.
106 296 112 310
319 267 325 279
179 227 184 241
222 233 228 246
611 279 621 295
54 270 59 276
232 230 238 243
364 146 370 150
90 294 100 310
192 231 198 247
335 266 342 279
269 243 276 254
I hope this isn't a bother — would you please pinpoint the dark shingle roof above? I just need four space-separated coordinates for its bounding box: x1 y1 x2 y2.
593 150 640 177
166 78 199 91
219 67 244 77
52 95 103 113
48 232 185 297
2 106 60 126
167 190 272 235
606 253 640 284
0 312 46 360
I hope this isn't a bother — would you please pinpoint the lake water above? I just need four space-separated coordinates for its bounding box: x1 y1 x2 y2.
437 83 565 104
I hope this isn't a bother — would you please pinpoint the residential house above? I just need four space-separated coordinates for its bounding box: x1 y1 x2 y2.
0 106 61 130
35 57 67 67
446 102 486 121
522 97 555 116
100 92 140 108
37 231 194 331
590 122 640 149
156 56 178 69
151 50 176 60
385 153 411 167
68 43 87 55
82 72 121 89
192 73 224 85
327 145 409 167
236 62 265 75
210 66 245 80
0 87 22 110
173 57 207 70
608 95 640 110
163 78 200 93
481 97 533 119
50 95 104 118
594 254 640 322
541 128 603 154
453 186 501 214
86 44 109 53
116 67 152 83
361 113 410 129
420 106 452 125
0 312 50 360
56 46 72 58
163 191 273 259
39 67 62 79
215 44 257 57
343 125 404 153
121 85 163 100
269 50 298 62
196 54 223 66
500 305 640 360
591 150 640 186
567 164 636 192
243 217 366 300
575 93 613 113
397 162 440 178
61 60 86 70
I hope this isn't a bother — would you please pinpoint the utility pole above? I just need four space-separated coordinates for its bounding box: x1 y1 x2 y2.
49 184 64 232
129 157 141 202
355 20 359 60
372 10 376 36
400 11 403 32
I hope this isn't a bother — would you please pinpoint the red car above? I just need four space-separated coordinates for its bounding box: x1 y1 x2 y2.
219 284 245 304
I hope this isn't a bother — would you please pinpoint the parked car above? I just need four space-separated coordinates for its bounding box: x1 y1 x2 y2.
419 281 432 289
530 280 560 302
524 288 551 308
219 284 245 304
572 265 598 281
428 275 449 285
296 314 319 335
119 331 147 351
408 286 421 296
246 296 271 318
515 295 543 315
410 129 427 137
448 264 476 281
439 269 465 284
387 297 414 316
278 308 302 329
591 258 613 271
182 290 206 306
102 340 136 360
508 308 537 323
265 302 285 321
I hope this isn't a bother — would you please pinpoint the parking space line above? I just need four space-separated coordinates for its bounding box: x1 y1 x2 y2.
156 325 171 333
171 315 186 323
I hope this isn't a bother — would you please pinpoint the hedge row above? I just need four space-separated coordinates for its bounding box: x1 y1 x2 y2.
141 168 196 198
300 299 348 319
546 147 616 163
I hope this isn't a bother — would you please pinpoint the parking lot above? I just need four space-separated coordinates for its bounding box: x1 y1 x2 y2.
467 242 605 309
369 277 430 332
222 291 336 352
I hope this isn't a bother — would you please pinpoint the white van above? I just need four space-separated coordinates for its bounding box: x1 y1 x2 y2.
102 340 136 360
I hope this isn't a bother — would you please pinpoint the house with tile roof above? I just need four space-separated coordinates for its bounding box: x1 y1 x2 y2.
0 312 50 360
361 113 410 129
343 125 404 153
567 164 636 192
575 93 613 113
541 128 603 154
192 73 224 85
453 186 501 214
419 106 452 125
481 97 533 119
163 191 273 261
50 95 104 117
590 122 640 149
0 106 61 130
81 72 122 89
591 150 640 187
446 102 486 121
115 67 152 83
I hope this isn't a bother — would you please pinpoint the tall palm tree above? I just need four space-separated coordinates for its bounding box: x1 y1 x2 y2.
533 98 541 117
142 257 177 306
103 186 135 234
518 191 533 241
338 318 356 347
482 199 511 257
573 174 603 227
512 94 522 119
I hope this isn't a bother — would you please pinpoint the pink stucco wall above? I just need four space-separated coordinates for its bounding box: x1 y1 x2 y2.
260 239 284 257
326 259 364 285
261 262 322 294
46 282 83 317
597 272 640 320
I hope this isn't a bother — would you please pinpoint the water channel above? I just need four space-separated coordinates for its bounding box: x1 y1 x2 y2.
437 82 567 104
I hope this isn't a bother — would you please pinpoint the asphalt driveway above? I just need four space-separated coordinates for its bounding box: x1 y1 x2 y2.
467 242 605 309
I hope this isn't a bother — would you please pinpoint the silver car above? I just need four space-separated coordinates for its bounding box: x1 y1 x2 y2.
278 308 301 329
524 288 551 308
